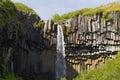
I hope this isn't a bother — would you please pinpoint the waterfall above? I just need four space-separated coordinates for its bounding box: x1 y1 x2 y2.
56 25 66 80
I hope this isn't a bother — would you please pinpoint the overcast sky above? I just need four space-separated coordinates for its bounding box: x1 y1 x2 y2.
11 0 119 20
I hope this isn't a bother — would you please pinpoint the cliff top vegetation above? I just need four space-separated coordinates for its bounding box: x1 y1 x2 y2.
0 0 38 27
52 2 120 22
15 3 37 15
0 0 19 27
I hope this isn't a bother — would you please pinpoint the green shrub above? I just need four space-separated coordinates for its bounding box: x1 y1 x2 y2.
33 21 42 29
52 14 61 22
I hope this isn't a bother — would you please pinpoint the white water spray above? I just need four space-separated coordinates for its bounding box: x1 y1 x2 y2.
56 25 66 80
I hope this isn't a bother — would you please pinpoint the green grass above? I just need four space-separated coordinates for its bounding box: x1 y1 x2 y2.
33 21 42 29
52 8 92 22
52 2 120 22
15 3 37 15
0 73 23 80
0 0 38 28
74 51 120 80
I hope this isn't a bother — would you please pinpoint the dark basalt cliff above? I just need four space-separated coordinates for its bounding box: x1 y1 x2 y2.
0 1 55 79
13 12 44 75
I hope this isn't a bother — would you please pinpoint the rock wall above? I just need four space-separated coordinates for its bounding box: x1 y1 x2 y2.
60 12 120 52
0 1 57 79
13 12 56 77
43 20 57 46
43 12 120 79
0 9 56 79
44 12 120 52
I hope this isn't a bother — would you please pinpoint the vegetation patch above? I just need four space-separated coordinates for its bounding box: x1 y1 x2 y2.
0 48 23 80
15 3 37 15
74 51 120 80
0 0 19 27
52 2 120 22
33 21 42 29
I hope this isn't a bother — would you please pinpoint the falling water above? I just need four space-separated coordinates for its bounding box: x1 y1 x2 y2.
56 25 66 80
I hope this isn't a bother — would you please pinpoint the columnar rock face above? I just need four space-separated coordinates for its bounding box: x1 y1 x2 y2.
0 1 57 79
57 12 120 52
43 12 120 79
0 10 56 78
0 13 42 74
63 12 120 79
44 12 120 52
13 12 56 77
43 20 57 45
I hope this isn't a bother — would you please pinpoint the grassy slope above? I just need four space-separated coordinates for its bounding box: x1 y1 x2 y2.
52 2 120 22
74 52 120 80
